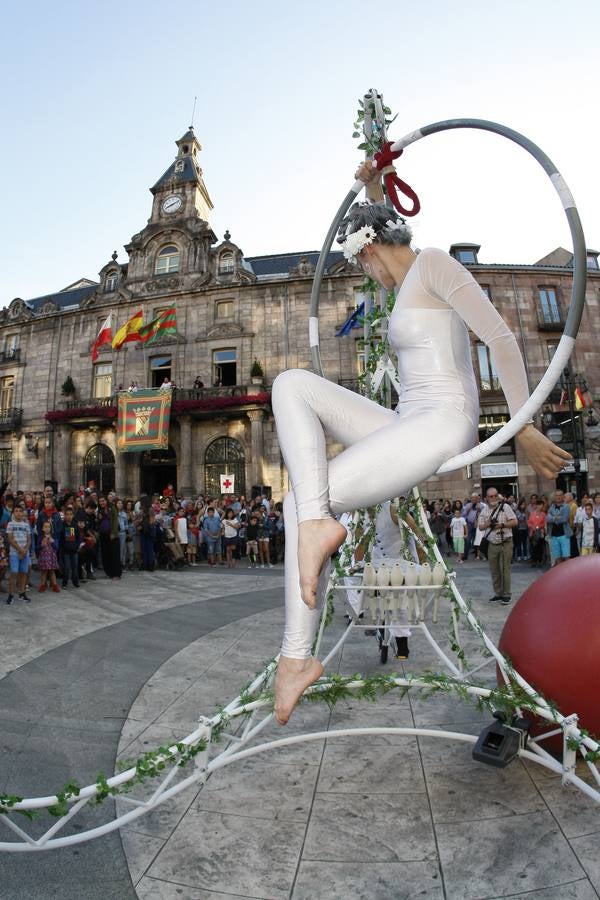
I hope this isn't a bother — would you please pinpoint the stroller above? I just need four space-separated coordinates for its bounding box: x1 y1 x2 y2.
155 524 185 570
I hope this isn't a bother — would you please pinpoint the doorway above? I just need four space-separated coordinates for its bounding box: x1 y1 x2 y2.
140 445 177 496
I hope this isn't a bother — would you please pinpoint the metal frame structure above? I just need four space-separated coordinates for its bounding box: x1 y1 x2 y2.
1 95 595 853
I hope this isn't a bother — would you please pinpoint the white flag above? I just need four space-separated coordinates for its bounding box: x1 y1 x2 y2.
220 473 235 494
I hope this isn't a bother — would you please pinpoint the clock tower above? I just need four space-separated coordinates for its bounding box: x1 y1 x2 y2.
149 126 214 224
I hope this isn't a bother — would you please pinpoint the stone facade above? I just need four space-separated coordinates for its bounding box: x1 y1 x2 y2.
0 129 598 501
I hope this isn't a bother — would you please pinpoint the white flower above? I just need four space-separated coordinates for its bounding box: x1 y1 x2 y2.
342 225 376 262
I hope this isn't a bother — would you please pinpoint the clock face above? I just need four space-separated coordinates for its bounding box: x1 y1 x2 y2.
162 195 183 214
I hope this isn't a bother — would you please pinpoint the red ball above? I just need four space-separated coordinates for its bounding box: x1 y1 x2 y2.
498 556 600 744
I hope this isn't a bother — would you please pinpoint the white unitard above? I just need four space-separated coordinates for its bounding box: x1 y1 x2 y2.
272 248 530 658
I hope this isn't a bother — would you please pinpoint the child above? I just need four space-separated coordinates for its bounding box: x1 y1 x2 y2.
187 512 199 566
0 531 7 592
174 507 189 563
77 520 97 581
246 514 259 568
201 507 223 567
222 509 240 568
451 508 468 564
6 505 32 604
38 520 60 592
59 507 80 588
580 501 600 555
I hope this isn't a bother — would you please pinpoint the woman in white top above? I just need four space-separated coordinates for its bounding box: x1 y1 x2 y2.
222 509 240 568
272 161 571 725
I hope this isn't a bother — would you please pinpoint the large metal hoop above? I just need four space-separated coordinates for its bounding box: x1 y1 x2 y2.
308 118 587 473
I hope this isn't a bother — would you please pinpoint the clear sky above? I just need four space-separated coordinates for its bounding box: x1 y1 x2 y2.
1 0 599 302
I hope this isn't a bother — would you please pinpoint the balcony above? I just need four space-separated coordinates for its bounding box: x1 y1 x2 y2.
338 378 399 406
47 385 271 424
0 407 23 430
0 349 21 365
536 311 566 332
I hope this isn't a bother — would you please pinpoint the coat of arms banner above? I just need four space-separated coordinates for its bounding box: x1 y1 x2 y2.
117 389 172 453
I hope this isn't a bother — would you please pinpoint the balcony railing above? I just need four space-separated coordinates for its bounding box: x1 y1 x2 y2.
0 407 22 429
338 378 399 406
65 396 115 409
536 311 566 331
0 349 21 364
172 385 250 400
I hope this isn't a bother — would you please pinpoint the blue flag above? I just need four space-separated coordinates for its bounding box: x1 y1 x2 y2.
335 301 365 337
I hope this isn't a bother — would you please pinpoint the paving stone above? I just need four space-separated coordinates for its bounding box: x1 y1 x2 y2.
569 831 600 893
293 860 444 899
136 877 259 900
197 756 320 822
317 734 426 794
120 830 166 885
436 810 586 900
488 879 599 899
303 791 436 862
147 809 305 898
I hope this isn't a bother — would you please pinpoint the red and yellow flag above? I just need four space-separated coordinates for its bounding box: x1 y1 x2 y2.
112 309 143 349
139 308 177 345
574 386 585 411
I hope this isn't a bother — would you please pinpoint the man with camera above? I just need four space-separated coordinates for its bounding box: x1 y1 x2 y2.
478 487 518 605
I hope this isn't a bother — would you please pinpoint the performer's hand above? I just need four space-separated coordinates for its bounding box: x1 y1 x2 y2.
354 160 380 185
516 424 572 479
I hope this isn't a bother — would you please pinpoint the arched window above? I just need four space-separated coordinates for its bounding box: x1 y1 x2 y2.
218 251 234 275
104 270 119 293
83 443 115 494
155 245 180 275
204 437 245 497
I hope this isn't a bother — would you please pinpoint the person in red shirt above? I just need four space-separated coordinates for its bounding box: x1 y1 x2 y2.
527 499 547 568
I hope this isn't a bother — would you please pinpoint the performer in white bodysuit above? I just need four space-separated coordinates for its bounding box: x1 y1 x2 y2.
272 161 570 725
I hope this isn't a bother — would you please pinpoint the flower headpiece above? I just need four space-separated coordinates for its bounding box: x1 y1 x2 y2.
342 225 376 263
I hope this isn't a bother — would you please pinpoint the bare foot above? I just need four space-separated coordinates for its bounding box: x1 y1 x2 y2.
274 656 324 725
298 517 347 608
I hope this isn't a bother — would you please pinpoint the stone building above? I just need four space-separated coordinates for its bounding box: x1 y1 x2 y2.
0 127 598 501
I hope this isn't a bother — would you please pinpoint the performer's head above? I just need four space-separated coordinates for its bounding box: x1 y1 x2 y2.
337 201 413 289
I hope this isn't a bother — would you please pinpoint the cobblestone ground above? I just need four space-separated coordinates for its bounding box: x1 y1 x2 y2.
1 559 599 899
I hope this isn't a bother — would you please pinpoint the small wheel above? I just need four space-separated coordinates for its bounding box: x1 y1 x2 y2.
380 643 389 665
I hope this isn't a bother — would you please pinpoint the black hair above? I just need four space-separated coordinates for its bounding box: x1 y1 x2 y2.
337 201 412 250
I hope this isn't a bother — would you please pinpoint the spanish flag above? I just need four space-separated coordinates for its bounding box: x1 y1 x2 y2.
139 308 177 345
112 309 143 349
574 385 585 411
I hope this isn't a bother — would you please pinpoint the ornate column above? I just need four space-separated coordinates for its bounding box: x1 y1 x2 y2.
178 415 193 496
54 425 72 491
114 446 128 497
246 409 264 490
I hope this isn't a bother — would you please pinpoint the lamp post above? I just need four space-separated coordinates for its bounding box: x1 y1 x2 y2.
561 367 584 499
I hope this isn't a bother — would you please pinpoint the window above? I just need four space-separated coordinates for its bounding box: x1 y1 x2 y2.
0 448 12 483
93 362 112 399
104 271 119 293
5 334 19 357
547 342 558 362
538 287 561 323
356 339 366 376
150 355 172 388
204 437 245 497
213 348 237 386
155 245 180 275
0 376 14 410
174 160 185 173
587 253 599 270
216 300 234 320
476 343 500 391
218 251 234 275
84 443 115 495
457 249 477 264
480 285 492 301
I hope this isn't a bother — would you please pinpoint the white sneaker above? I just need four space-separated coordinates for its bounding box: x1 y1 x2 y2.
261 564 265 568
269 564 274 568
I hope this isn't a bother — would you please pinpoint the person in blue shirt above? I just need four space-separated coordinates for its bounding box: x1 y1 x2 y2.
201 507 223 566
546 489 572 565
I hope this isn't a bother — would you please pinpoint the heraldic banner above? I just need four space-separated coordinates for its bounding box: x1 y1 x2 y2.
117 389 172 453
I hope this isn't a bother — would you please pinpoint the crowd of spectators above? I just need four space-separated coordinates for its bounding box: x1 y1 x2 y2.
0 480 284 606
424 489 600 566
